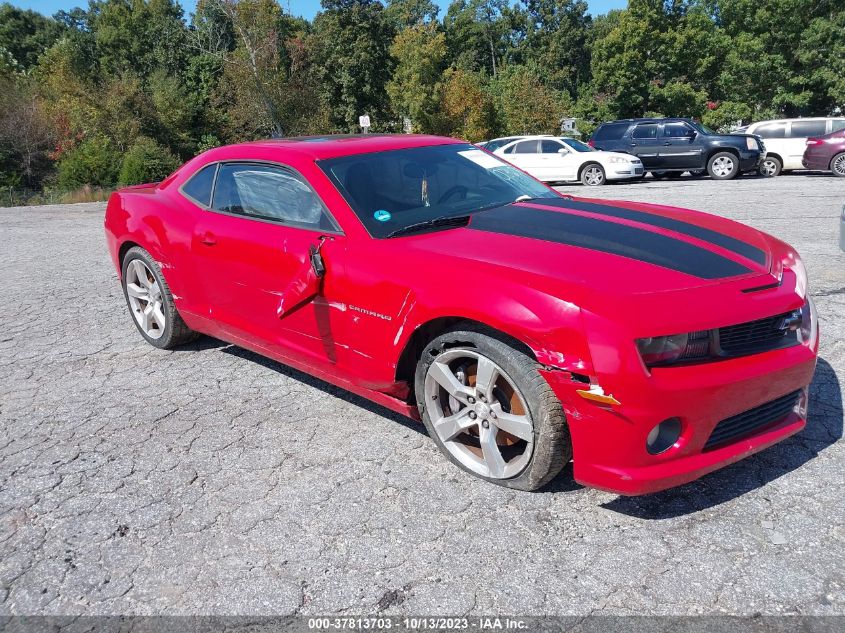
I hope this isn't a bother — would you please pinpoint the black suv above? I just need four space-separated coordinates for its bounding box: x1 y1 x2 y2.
590 118 764 180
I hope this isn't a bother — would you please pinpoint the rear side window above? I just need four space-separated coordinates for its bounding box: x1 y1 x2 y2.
755 123 787 139
592 122 628 141
181 164 217 206
832 120 845 132
789 120 827 138
512 140 538 154
211 163 335 230
632 123 658 139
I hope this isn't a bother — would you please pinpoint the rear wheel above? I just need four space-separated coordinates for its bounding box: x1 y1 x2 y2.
581 163 606 186
707 152 740 180
650 171 667 179
831 153 845 177
121 246 199 349
414 325 571 491
759 155 782 177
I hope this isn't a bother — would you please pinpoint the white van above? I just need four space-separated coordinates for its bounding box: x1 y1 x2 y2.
744 117 845 176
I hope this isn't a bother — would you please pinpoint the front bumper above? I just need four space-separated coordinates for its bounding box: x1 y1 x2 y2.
739 150 764 172
541 330 818 496
606 164 645 180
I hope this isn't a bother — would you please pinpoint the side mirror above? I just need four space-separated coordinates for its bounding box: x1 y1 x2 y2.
687 130 697 139
558 148 569 154
309 244 326 278
278 237 330 318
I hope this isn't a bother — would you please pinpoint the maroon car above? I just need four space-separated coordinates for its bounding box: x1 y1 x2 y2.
802 129 845 176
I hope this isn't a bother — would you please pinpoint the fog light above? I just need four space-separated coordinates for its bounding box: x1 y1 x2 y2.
794 388 809 419
646 417 682 454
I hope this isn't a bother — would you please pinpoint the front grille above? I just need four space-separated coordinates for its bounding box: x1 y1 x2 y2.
717 311 796 356
705 390 801 450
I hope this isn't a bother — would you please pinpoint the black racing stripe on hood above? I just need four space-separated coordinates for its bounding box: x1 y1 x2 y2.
470 206 752 279
533 197 767 266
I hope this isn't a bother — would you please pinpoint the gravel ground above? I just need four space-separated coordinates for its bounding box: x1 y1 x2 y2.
1 173 844 616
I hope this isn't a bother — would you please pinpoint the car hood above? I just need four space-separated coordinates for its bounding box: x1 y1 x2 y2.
399 196 782 302
592 150 640 161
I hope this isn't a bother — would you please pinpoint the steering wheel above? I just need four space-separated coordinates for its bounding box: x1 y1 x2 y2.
437 185 468 204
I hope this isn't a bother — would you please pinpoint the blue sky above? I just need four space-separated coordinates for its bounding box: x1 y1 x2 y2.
10 0 627 21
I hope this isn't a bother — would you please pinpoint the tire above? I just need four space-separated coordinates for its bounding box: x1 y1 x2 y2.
414 324 571 491
688 170 706 178
580 163 606 186
831 152 845 177
707 152 740 180
758 155 782 177
650 171 667 179
665 171 683 179
121 246 199 349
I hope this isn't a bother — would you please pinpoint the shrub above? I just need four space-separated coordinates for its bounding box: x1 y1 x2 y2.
118 136 180 186
56 135 120 189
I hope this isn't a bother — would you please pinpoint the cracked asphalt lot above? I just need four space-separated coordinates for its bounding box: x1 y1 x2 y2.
1 175 844 616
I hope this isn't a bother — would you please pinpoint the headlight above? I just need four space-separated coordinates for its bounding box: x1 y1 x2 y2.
636 331 710 366
608 156 631 164
798 298 817 346
791 257 808 298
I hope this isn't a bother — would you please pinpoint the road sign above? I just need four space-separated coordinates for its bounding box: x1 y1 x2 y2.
359 115 371 132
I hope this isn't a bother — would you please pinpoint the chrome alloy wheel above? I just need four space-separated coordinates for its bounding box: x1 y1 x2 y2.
759 158 779 177
711 155 735 177
833 154 845 176
583 165 604 186
125 259 166 339
424 349 534 479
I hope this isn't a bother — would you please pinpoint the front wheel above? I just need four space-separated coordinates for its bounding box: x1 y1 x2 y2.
121 246 199 349
581 163 606 186
415 325 571 491
707 152 740 180
759 156 782 177
831 152 845 177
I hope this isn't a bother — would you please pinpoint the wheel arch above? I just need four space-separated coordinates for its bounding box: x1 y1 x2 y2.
706 146 740 163
118 240 142 276
394 309 593 405
577 160 603 179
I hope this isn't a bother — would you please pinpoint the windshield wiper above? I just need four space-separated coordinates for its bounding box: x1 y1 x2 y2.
385 215 471 238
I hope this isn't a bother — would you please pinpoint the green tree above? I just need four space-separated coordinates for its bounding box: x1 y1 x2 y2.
89 0 190 78
118 136 181 184
491 63 572 134
439 67 498 141
518 0 591 95
312 0 396 132
0 3 65 70
57 134 120 188
387 23 447 132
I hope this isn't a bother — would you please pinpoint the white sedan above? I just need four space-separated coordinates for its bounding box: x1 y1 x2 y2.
492 136 644 186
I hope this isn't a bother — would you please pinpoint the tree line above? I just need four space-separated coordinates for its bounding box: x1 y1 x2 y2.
0 0 842 196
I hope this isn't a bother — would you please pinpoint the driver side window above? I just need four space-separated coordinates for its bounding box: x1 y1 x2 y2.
210 163 338 231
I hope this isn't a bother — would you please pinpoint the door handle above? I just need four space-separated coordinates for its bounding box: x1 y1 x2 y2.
200 232 217 246
663 142 671 146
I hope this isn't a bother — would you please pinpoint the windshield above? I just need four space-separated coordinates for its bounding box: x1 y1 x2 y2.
319 143 559 238
692 121 718 135
560 138 594 152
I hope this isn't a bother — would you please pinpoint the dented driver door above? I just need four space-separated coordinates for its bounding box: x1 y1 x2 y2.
191 162 347 367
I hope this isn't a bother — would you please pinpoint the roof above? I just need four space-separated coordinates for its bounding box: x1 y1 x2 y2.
242 134 462 160
601 118 694 124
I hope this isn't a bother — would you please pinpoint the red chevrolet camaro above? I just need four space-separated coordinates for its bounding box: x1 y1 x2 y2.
104 134 819 495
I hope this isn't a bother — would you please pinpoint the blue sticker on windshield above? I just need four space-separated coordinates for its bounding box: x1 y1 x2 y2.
374 210 392 222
